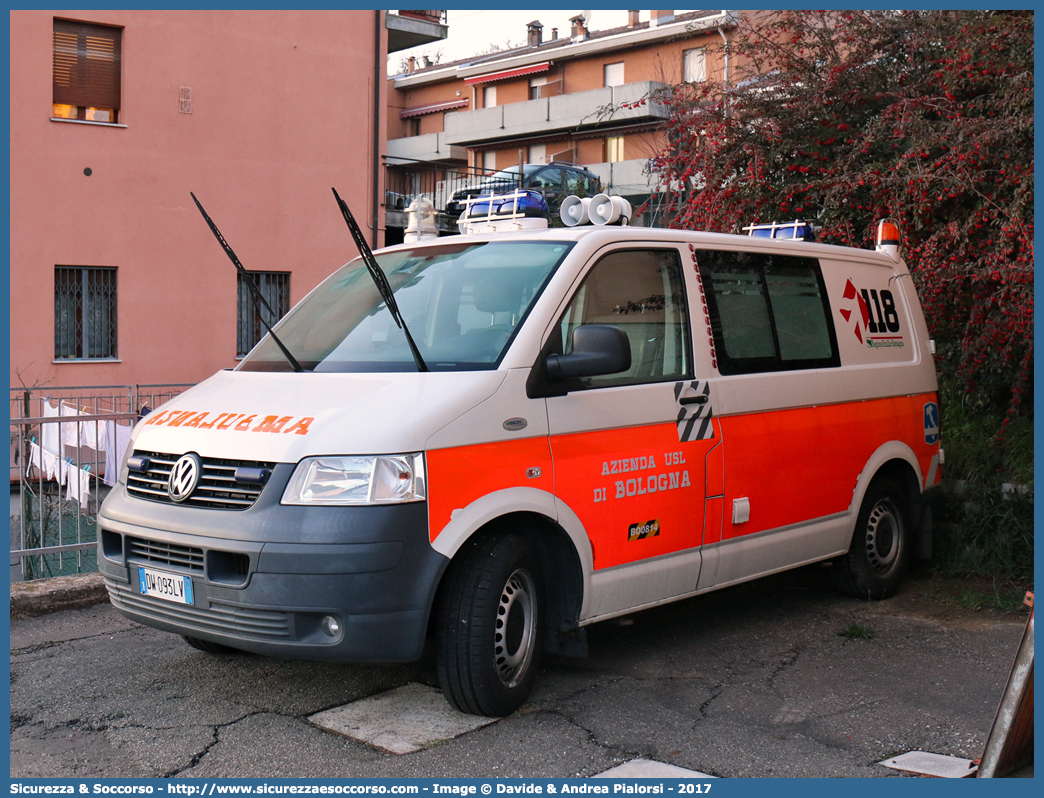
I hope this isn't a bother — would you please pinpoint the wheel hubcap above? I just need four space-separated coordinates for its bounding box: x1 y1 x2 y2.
865 500 902 576
494 568 537 688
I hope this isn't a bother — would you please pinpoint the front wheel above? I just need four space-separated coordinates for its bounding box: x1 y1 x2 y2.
834 477 911 600
435 534 543 717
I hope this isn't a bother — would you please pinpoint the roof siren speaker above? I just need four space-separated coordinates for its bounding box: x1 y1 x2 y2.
560 195 592 226
589 193 632 226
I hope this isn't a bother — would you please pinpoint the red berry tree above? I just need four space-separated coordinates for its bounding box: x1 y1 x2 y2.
647 10 1033 425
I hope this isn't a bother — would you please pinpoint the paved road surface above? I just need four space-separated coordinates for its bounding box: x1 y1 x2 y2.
10 564 1026 779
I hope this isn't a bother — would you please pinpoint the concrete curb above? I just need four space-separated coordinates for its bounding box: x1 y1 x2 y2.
10 572 108 619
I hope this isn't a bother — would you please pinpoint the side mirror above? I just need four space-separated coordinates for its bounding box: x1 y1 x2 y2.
546 325 631 380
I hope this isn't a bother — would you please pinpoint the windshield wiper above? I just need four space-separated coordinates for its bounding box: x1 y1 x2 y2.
331 187 428 373
190 192 305 373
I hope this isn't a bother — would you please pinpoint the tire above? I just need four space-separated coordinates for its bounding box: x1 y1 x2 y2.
834 476 911 600
435 534 543 717
182 635 242 655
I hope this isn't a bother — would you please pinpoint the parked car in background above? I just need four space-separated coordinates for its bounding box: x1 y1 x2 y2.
445 162 602 219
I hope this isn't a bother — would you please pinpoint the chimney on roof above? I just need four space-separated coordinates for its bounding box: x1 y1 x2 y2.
527 20 543 47
627 10 640 28
570 14 588 41
420 55 431 68
551 27 558 40
649 10 675 28
407 55 416 73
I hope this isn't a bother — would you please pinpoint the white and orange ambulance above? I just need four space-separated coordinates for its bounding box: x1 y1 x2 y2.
98 193 943 717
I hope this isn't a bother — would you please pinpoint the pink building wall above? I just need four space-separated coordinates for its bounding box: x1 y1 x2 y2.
10 10 388 390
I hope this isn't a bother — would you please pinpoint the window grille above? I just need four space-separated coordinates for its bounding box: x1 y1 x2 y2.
54 266 118 360
237 272 290 357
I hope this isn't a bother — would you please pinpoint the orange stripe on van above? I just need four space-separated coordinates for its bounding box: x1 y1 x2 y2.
718 393 939 540
426 437 554 543
550 421 719 570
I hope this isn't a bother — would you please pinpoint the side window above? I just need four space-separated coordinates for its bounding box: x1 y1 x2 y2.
529 167 562 190
695 249 840 375
564 171 595 197
558 249 691 388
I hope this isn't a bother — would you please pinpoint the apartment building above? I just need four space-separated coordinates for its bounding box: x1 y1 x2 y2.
9 10 446 391
385 10 738 236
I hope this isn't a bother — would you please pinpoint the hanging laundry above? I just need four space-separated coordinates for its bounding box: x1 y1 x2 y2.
103 422 134 487
41 448 60 482
59 403 82 448
26 440 63 484
41 401 61 456
80 413 108 451
49 456 71 487
66 464 92 510
26 441 43 477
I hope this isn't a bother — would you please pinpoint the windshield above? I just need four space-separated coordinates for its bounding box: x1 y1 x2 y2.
489 165 541 180
238 240 574 373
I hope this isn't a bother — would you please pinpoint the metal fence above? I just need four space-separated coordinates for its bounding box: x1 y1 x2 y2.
384 157 498 215
10 383 192 581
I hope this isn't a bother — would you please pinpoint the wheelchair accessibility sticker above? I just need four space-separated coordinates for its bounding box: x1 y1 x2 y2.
923 402 940 445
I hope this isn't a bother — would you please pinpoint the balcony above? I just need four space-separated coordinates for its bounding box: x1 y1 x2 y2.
383 155 672 234
383 158 490 234
586 158 660 196
443 81 670 147
387 10 448 53
386 133 467 164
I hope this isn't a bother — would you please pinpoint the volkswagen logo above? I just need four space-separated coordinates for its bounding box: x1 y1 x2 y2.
167 453 202 502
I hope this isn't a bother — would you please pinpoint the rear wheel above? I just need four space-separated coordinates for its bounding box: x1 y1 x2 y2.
182 636 242 655
834 477 911 599
435 533 543 717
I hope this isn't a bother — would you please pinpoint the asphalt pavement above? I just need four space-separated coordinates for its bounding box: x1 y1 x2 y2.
9 563 1029 779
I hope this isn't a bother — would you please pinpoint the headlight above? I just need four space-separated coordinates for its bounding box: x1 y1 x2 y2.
281 454 425 505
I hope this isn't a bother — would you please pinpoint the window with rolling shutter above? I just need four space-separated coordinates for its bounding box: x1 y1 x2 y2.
53 19 121 124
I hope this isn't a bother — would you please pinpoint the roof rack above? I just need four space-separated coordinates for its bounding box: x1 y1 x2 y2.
458 189 551 234
742 220 816 242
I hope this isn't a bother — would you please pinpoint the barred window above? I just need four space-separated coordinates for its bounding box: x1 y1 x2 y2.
53 19 122 124
237 272 290 357
54 266 118 360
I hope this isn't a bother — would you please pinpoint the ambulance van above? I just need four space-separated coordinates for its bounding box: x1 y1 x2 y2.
98 193 943 717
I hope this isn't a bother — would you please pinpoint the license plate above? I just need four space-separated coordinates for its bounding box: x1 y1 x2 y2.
137 566 194 605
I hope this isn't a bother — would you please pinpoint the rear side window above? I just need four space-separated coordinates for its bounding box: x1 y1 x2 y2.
695 249 840 375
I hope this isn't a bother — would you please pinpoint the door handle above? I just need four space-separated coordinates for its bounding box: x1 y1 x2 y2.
679 394 708 405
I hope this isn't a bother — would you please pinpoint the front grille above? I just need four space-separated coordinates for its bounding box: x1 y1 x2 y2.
128 536 205 573
127 450 275 510
104 577 292 639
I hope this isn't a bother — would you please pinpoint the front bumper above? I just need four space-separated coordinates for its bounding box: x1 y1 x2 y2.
97 464 448 663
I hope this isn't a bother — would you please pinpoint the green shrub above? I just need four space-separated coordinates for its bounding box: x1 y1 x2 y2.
933 377 1033 580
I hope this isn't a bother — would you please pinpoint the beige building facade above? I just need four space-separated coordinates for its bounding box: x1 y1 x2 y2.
385 10 740 233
